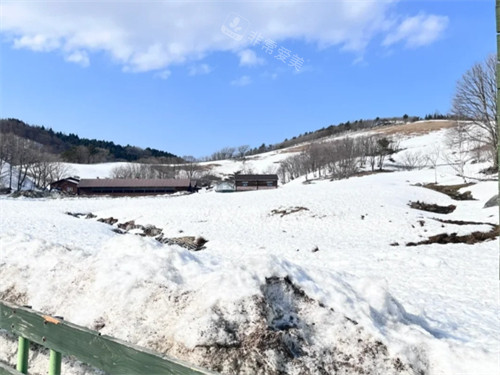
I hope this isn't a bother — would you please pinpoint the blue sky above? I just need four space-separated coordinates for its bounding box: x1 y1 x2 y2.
0 0 495 158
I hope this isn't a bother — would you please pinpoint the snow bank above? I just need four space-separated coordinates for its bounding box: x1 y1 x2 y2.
0 125 498 374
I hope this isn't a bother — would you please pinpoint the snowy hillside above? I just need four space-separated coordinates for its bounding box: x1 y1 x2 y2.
0 122 499 374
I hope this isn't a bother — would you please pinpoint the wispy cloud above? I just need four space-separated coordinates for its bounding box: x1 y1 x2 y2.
155 69 171 80
238 49 265 67
65 50 90 67
188 63 212 76
231 75 252 86
13 34 60 52
383 13 449 48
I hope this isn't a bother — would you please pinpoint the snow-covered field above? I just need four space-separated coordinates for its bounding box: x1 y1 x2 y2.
1 125 499 374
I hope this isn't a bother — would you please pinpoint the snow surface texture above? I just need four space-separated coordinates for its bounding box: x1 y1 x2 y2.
0 126 499 374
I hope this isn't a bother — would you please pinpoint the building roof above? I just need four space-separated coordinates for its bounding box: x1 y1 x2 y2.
234 174 278 182
78 179 194 188
50 177 80 185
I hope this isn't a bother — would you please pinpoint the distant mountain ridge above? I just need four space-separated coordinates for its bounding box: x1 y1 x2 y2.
0 118 179 163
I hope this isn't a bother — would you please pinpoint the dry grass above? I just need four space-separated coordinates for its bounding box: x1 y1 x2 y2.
278 121 455 155
375 120 455 136
279 144 310 154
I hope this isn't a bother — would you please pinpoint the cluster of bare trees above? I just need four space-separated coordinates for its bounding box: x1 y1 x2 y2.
277 135 397 183
110 158 205 180
451 54 497 169
201 145 251 161
0 132 71 191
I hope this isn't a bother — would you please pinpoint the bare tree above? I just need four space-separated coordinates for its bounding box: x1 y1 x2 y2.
28 151 74 190
444 123 471 182
425 145 441 183
326 138 362 179
451 54 497 168
237 145 250 159
111 164 155 179
11 136 39 191
398 151 427 171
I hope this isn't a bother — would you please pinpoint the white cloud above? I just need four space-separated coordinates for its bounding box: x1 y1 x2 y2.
1 1 448 73
155 70 171 80
238 49 265 67
65 50 90 67
383 13 449 48
188 63 212 76
231 75 252 86
13 34 60 52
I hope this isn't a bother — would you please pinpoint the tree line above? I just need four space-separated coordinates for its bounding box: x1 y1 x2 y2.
0 118 178 163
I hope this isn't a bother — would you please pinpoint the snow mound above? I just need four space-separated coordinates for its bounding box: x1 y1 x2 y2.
0 232 420 374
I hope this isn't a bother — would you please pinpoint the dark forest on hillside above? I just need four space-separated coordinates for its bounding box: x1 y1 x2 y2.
0 118 179 163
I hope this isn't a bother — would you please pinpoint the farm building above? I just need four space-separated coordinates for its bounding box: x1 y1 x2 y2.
77 179 197 196
49 177 80 195
215 181 235 193
234 174 278 191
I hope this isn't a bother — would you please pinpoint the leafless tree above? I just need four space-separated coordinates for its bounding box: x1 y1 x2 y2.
210 147 236 160
326 138 362 179
366 141 377 172
444 123 471 182
237 145 250 159
277 154 308 183
398 151 427 171
111 163 156 179
425 145 441 183
451 54 497 168
28 152 73 189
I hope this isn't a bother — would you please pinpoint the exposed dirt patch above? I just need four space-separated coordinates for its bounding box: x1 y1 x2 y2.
375 120 455 136
421 183 475 201
409 201 456 214
66 211 88 218
67 213 208 251
157 235 208 251
161 276 415 375
0 285 28 305
431 218 496 227
406 226 499 246
97 217 118 225
271 207 309 217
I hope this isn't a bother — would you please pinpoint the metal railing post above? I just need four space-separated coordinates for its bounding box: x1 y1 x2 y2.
16 336 29 374
49 350 62 375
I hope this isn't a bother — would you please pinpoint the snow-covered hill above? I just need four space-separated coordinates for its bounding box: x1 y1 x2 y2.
0 121 498 374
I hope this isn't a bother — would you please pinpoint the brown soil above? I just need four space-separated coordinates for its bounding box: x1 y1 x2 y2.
0 285 28 305
271 207 309 217
406 226 499 246
157 235 208 251
409 201 456 214
431 218 496 227
159 276 415 375
421 183 475 201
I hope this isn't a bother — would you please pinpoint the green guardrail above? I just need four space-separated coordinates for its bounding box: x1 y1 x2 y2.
0 300 214 375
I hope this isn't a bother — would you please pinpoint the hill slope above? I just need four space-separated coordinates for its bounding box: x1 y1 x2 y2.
0 124 498 374
0 118 179 163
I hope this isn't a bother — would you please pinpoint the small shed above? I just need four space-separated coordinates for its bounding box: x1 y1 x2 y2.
234 174 278 191
50 177 80 195
215 181 235 193
77 179 197 196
